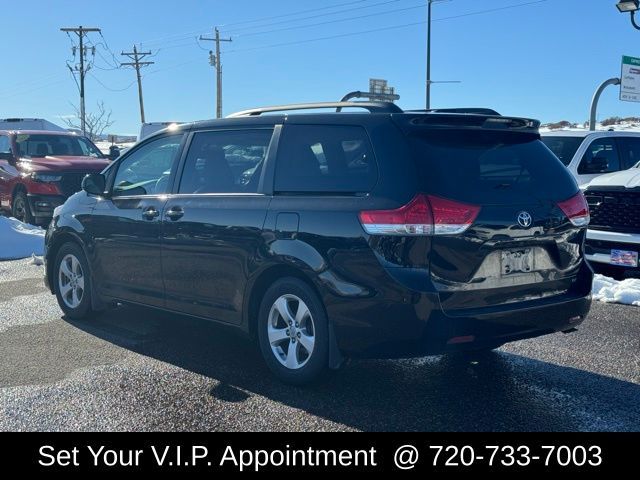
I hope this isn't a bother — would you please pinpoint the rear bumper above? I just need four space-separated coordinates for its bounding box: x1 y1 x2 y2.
330 263 593 359
586 229 640 278
27 194 65 221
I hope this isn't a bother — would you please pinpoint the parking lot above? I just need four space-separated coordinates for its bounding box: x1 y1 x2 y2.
1 257 638 432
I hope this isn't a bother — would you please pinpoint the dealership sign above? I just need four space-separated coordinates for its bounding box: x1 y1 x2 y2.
620 55 640 103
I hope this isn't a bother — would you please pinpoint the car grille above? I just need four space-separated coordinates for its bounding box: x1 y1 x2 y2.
59 173 86 197
585 190 640 232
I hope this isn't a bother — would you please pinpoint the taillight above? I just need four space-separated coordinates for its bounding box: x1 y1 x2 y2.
359 194 480 236
557 192 590 227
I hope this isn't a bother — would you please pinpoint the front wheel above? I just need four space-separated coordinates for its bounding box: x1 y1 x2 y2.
257 278 329 385
54 243 94 320
12 190 34 225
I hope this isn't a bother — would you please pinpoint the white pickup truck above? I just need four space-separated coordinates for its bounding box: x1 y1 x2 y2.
583 167 640 279
541 130 640 187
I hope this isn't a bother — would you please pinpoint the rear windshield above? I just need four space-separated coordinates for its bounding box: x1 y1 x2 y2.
540 135 583 166
409 130 578 205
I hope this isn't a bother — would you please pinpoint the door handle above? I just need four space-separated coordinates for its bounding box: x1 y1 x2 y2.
142 207 160 220
165 207 184 221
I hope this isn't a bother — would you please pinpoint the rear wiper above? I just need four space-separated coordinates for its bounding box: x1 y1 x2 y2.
494 183 512 189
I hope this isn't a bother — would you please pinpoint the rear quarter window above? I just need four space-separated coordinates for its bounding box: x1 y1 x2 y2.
410 130 578 204
274 125 378 193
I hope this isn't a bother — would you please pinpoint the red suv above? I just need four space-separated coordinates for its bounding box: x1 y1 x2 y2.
0 130 111 225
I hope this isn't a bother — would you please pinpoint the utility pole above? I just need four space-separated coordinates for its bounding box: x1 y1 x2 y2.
121 46 154 124
60 26 101 135
199 28 232 118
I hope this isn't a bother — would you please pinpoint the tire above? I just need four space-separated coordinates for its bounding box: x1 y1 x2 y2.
54 242 94 320
12 190 34 225
257 278 329 385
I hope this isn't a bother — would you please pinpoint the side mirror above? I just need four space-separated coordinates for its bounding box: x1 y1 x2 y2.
0 152 16 163
108 145 121 161
583 156 609 174
82 173 106 196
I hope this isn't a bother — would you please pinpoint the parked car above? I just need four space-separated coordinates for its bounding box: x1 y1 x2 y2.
584 167 640 279
44 102 593 384
0 130 111 225
541 130 640 187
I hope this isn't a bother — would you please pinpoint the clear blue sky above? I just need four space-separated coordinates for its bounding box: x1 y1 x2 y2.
0 0 638 134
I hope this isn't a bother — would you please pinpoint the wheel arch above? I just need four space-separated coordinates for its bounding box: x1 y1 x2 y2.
243 263 344 369
46 230 89 295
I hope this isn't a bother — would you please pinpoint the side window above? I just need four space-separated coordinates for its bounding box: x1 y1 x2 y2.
578 138 621 174
0 136 10 154
274 125 377 193
617 137 640 169
178 129 273 194
112 134 183 197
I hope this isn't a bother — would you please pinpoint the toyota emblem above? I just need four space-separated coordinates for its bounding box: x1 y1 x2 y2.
517 211 533 228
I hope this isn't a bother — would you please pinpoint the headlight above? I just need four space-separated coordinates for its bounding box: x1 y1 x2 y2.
31 173 62 182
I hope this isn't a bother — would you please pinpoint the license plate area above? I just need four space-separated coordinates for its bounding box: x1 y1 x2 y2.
611 249 638 267
501 249 535 276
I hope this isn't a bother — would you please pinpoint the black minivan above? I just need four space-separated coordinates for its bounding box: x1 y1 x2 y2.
44 102 593 384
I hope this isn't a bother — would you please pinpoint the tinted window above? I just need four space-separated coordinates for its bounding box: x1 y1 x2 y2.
0 135 10 154
540 136 583 166
112 134 183 197
275 125 377 193
179 129 273 194
410 130 578 204
617 137 640 169
15 134 103 158
578 138 620 174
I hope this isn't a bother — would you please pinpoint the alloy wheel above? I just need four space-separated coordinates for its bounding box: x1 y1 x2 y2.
58 254 85 309
267 294 316 370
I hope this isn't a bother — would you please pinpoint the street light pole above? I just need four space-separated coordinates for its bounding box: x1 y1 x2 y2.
426 0 432 109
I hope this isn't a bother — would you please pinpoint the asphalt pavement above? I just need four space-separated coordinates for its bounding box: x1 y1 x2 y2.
1 258 638 432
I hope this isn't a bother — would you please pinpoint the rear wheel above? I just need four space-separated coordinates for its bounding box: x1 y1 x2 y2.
257 278 329 385
54 243 94 320
12 190 34 225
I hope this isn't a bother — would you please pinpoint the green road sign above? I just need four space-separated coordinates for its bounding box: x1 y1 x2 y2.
621 55 640 103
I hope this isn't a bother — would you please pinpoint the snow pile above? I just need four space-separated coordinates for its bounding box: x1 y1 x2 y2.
0 217 45 260
592 274 640 307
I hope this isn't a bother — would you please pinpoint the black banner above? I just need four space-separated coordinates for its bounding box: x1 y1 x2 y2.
0 432 636 475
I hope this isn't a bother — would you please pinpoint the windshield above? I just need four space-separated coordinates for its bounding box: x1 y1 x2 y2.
15 134 104 159
540 135 583 166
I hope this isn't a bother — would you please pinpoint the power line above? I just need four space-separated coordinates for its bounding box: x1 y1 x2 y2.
226 0 549 54
235 2 425 38
221 0 369 28
89 72 137 92
224 0 403 34
137 0 371 47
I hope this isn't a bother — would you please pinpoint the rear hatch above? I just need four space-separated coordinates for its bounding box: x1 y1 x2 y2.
400 116 588 314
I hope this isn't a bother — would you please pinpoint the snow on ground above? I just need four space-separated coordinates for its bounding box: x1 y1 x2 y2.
2 217 640 308
592 274 640 307
0 217 45 260
540 120 640 133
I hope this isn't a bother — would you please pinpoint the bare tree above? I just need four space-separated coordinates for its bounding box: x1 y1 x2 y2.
62 101 115 141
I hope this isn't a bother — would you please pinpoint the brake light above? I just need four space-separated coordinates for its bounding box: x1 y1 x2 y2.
557 192 590 227
359 194 480 236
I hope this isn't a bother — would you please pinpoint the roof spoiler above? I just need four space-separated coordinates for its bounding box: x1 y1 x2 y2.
405 108 502 116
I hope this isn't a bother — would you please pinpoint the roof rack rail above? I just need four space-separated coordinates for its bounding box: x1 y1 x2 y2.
227 101 404 118
405 108 501 116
